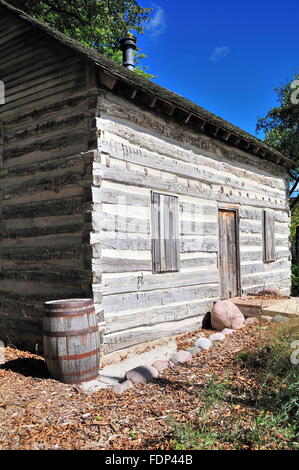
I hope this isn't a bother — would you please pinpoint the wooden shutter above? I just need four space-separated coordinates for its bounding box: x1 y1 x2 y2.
263 210 275 263
152 193 180 273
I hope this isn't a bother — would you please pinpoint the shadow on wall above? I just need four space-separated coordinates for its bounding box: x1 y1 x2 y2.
202 312 212 330
0 357 50 379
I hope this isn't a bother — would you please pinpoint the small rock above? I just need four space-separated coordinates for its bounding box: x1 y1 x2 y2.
169 350 193 365
209 332 225 342
125 365 159 384
151 360 170 372
221 328 235 335
273 315 288 323
113 380 134 395
260 315 273 323
245 317 258 325
194 337 213 350
258 287 279 295
186 346 201 356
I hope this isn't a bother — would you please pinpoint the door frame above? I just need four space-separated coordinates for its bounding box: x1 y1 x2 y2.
218 205 242 298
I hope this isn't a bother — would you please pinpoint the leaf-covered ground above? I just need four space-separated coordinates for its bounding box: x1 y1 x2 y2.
0 324 296 450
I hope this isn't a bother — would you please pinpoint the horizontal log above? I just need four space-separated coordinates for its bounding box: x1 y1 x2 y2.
100 213 150 235
241 270 291 288
0 223 84 241
97 94 284 179
100 166 287 210
0 153 92 186
102 268 219 295
2 196 88 220
3 94 91 128
4 112 91 148
0 280 92 302
99 186 150 206
1 79 87 115
240 260 291 275
103 315 204 354
239 207 290 223
3 130 90 162
102 283 219 313
3 171 90 200
105 298 216 334
101 252 217 273
100 235 218 253
0 269 91 286
0 245 88 263
99 134 285 199
101 257 152 273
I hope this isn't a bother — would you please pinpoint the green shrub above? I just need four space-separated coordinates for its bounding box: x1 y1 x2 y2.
291 264 299 296
169 322 299 450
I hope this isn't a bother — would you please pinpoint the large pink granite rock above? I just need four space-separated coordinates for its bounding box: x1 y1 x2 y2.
211 300 245 331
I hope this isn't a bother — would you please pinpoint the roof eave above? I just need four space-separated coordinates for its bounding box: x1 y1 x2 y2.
0 0 296 171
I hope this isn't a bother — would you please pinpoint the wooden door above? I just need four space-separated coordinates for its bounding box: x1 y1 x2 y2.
218 209 240 299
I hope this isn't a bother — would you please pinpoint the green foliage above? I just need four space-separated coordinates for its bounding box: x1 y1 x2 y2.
291 265 299 296
9 0 155 78
238 319 299 432
291 204 299 239
257 75 299 211
168 377 227 450
256 74 299 165
170 421 218 450
170 322 299 450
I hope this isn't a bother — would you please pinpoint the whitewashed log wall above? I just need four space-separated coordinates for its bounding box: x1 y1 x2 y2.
94 92 291 356
0 9 97 350
0 7 292 355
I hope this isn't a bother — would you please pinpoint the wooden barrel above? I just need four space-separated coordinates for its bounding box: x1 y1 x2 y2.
43 299 100 384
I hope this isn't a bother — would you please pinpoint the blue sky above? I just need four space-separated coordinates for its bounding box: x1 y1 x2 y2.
137 0 298 139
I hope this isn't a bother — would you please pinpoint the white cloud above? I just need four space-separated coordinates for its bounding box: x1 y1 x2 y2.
147 5 166 39
210 46 230 63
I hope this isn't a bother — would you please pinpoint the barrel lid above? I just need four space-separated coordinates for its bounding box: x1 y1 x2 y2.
45 299 94 309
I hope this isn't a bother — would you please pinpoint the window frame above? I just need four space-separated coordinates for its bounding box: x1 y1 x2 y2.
151 192 180 274
263 209 276 263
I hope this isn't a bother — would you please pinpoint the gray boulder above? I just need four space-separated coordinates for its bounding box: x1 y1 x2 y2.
273 315 288 323
209 332 225 342
194 337 213 350
186 346 201 356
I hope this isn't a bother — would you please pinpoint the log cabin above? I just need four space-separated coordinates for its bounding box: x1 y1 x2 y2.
0 0 296 364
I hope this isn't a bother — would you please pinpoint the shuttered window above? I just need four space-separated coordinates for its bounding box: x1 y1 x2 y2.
263 210 275 263
151 192 180 273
